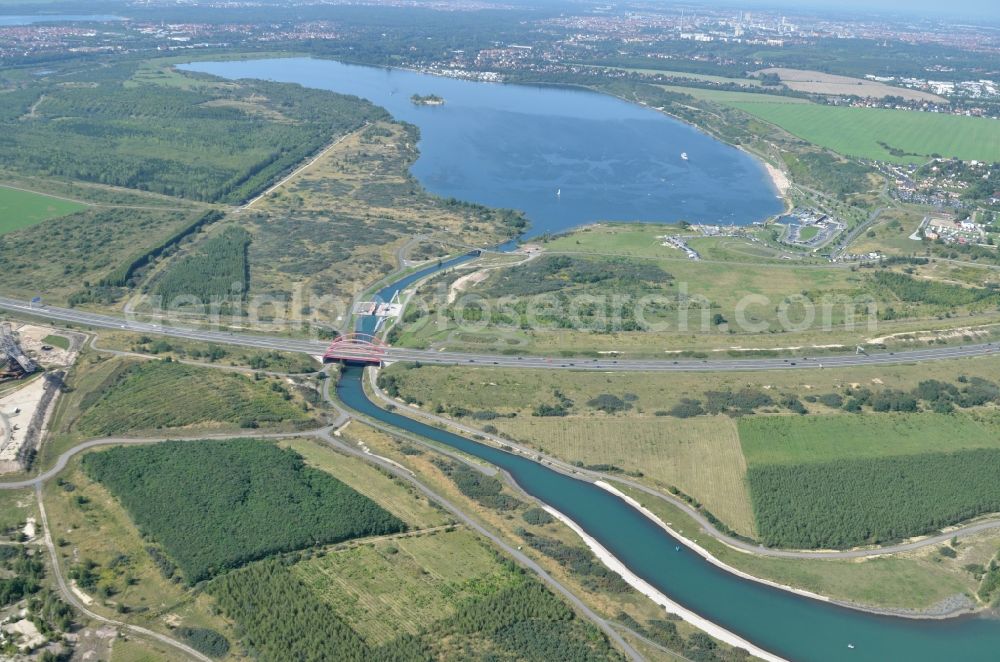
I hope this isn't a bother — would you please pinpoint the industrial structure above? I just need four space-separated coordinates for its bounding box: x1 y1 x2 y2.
0 323 36 380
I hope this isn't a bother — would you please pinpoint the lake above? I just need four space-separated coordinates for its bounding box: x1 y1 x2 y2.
180 57 783 238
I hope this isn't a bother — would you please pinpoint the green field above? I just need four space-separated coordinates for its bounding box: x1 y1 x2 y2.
0 186 85 234
796 225 820 241
74 359 315 435
728 102 1000 163
660 83 1000 163
739 411 1000 466
42 334 70 350
82 439 406 582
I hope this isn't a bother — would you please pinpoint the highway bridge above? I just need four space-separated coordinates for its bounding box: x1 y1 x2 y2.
1 295 996 373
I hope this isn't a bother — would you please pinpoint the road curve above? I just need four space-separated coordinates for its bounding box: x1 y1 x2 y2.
2 295 998 372
0 429 331 490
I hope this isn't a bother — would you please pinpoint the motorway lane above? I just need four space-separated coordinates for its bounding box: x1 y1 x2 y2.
2 295 997 372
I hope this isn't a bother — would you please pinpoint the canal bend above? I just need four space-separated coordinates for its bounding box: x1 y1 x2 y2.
337 365 1000 662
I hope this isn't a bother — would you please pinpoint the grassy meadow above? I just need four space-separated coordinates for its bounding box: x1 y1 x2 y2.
495 416 756 537
729 102 1000 163
72 359 316 436
739 411 1000 466
661 83 1000 163
0 186 85 234
292 529 517 645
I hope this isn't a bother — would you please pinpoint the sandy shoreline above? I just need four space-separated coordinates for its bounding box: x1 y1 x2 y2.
540 502 788 662
763 161 791 197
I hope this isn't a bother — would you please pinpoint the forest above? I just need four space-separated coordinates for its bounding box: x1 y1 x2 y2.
748 448 1000 548
153 226 251 306
872 271 1000 308
0 61 386 203
104 209 226 288
208 555 622 661
82 440 406 582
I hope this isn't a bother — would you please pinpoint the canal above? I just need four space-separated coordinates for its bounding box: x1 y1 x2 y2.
338 365 1000 662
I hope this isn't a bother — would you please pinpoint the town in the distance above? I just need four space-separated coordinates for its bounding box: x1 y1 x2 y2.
2 0 1000 660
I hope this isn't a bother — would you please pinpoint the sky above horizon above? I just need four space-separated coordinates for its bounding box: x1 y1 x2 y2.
698 0 1000 21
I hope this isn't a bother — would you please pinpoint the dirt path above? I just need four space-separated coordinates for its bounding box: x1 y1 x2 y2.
35 483 213 662
241 123 369 210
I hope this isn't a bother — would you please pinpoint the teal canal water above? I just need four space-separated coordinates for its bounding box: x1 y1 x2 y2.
338 365 1000 661
180 58 783 237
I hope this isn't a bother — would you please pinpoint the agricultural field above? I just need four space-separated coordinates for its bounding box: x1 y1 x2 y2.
0 206 206 302
661 82 999 163
740 411 1000 465
0 185 85 235
726 102 1000 164
755 68 946 102
71 359 316 436
0 59 386 203
494 416 756 537
82 439 406 582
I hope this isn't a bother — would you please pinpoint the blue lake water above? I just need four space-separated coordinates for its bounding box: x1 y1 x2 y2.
0 15 125 26
180 57 783 238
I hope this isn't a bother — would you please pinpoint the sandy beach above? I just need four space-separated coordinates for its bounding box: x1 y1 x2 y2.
764 161 791 197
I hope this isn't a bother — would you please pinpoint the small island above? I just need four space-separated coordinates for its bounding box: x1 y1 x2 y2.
410 93 445 106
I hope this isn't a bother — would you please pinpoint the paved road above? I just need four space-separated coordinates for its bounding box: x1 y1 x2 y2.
2 295 998 373
0 429 330 490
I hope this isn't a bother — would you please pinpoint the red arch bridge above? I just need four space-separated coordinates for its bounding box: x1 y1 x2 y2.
322 333 389 365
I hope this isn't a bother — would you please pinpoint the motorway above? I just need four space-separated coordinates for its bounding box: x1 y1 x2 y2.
2 295 998 372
